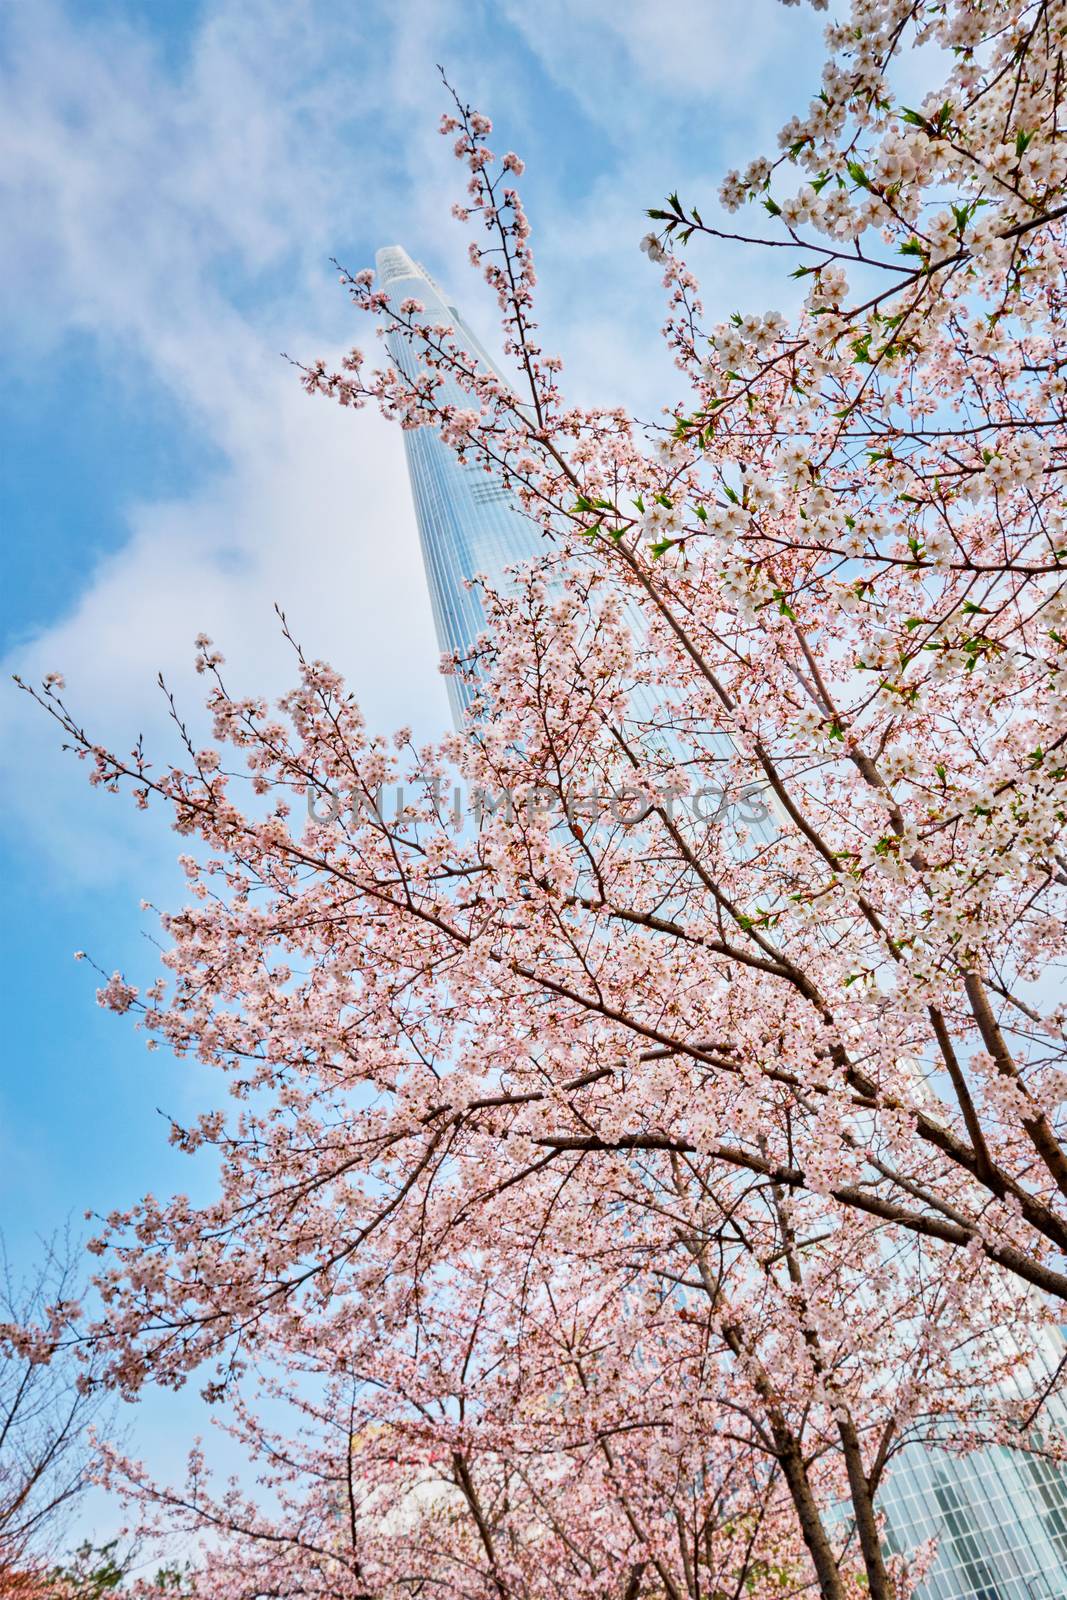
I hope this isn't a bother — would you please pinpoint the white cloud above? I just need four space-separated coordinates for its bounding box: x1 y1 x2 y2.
484 0 826 420
496 0 820 131
1 0 829 890
0 0 463 885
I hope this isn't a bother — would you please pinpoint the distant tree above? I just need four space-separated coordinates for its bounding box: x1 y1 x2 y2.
48 1540 125 1598
0 1236 114 1579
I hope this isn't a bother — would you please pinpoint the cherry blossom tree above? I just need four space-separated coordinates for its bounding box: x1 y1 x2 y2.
89 1155 1041 1599
296 0 1067 1311
15 0 1067 1594
0 1236 115 1585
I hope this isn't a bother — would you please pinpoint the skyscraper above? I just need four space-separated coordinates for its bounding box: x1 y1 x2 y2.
880 1404 1067 1600
380 242 1067 1599
377 244 547 730
376 243 766 839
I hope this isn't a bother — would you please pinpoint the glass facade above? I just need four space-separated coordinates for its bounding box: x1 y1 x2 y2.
877 1328 1067 1600
377 245 548 729
377 244 772 843
881 1429 1067 1600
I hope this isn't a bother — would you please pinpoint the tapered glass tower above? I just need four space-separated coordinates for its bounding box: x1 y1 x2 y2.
377 245 545 729
376 244 757 831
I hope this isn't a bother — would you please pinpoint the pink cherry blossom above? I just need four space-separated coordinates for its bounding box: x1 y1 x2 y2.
16 3 1067 1596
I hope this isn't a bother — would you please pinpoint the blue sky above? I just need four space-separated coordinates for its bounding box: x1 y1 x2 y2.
0 0 828 1532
